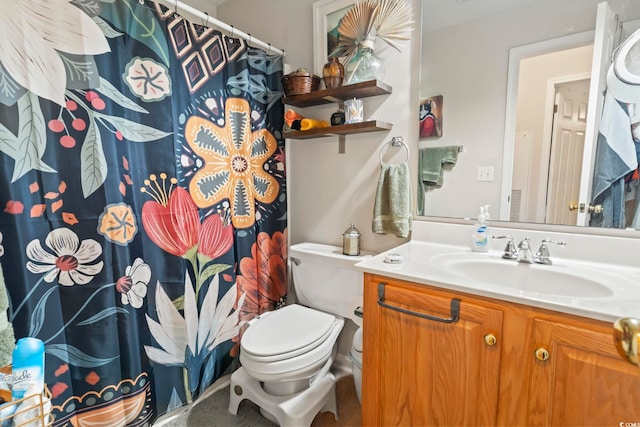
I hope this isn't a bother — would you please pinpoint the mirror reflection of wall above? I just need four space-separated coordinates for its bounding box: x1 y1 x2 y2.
418 0 640 230
512 45 593 225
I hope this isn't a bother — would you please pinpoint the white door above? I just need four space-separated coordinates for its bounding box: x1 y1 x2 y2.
576 1 618 225
546 80 589 225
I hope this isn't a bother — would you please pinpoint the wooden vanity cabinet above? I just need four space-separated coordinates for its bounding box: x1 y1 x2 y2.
362 274 503 426
527 318 640 425
362 273 640 426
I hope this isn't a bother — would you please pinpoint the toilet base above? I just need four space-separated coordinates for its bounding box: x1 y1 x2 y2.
228 367 338 427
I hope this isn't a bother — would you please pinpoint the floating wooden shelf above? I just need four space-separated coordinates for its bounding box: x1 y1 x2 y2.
282 80 393 145
283 120 393 140
282 80 392 108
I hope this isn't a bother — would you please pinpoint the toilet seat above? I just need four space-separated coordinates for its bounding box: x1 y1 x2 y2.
241 304 337 361
240 304 345 382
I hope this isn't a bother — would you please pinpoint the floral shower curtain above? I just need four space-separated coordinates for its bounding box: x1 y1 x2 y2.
0 0 287 425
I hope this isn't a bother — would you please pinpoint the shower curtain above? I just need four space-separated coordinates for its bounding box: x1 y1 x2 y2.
0 1 286 425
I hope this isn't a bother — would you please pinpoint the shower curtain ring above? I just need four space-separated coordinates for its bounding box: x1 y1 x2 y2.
202 12 208 28
230 25 235 39
247 33 253 47
267 43 272 55
174 2 178 18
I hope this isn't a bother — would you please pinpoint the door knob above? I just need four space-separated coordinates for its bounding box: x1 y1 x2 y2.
568 202 579 211
535 347 550 361
613 317 640 366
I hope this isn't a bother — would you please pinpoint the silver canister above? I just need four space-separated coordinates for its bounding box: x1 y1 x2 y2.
342 224 361 256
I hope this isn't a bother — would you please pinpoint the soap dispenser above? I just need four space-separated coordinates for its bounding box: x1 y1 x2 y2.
483 205 491 221
470 206 489 252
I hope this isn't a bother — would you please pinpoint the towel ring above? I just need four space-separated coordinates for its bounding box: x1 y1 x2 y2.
379 136 409 165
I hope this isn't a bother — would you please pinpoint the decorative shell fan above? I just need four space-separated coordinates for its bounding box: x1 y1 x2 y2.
334 0 414 64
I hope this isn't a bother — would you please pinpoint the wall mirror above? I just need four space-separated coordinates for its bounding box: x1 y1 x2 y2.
418 0 640 233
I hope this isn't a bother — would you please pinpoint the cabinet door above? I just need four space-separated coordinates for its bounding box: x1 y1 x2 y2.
362 278 503 426
528 318 640 426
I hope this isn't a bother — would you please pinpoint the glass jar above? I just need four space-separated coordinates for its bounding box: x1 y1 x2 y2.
345 37 385 84
322 57 345 89
342 224 361 256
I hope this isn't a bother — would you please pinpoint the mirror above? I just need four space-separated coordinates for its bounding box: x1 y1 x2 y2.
418 0 640 231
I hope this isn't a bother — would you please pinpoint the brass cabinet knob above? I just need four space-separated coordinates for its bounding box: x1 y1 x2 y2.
484 333 497 346
568 202 579 211
613 317 640 366
535 347 550 361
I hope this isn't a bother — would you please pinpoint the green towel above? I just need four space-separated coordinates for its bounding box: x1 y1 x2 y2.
372 162 413 238
417 146 460 215
0 261 15 366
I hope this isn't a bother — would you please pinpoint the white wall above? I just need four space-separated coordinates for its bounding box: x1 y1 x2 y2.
217 0 421 254
418 0 604 221
516 46 593 222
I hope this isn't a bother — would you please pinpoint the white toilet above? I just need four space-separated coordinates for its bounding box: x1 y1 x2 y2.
349 327 363 403
228 242 370 426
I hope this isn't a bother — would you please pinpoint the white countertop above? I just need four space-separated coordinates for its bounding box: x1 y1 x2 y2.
355 222 640 323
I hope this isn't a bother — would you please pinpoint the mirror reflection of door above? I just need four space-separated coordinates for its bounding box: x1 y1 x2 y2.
511 45 593 225
546 79 590 225
502 3 621 226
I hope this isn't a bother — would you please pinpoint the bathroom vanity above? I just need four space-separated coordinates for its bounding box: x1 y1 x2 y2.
362 274 639 425
356 222 640 426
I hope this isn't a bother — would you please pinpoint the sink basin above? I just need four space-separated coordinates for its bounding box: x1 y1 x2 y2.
431 254 614 298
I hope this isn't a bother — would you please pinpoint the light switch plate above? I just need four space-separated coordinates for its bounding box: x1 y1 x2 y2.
477 166 495 182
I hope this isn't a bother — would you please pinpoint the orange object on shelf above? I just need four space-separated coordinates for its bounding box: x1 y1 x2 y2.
284 110 304 127
300 118 330 131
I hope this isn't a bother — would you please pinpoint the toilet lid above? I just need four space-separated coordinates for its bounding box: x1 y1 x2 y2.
241 304 337 359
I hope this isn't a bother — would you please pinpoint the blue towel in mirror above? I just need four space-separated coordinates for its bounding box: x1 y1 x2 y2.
590 92 638 228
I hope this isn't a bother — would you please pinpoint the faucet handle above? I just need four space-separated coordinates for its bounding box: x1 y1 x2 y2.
492 235 517 259
541 239 567 246
535 239 566 265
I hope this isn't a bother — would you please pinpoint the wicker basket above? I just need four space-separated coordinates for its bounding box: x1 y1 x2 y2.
282 70 320 96
0 392 53 427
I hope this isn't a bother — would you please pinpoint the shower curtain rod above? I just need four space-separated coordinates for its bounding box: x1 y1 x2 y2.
155 0 285 57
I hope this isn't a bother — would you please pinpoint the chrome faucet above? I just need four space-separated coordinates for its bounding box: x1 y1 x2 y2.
516 238 535 264
492 235 517 259
534 239 566 265
492 236 567 265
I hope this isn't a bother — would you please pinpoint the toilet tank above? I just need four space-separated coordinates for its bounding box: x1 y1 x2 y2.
289 242 373 321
